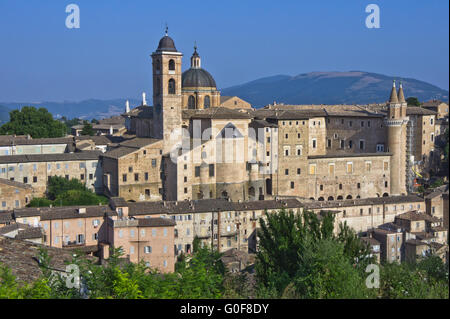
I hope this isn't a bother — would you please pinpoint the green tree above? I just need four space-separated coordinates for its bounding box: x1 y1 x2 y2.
0 106 67 138
406 97 421 106
80 122 95 136
255 209 373 298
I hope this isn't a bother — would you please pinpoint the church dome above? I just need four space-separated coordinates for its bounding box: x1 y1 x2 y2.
157 35 177 52
182 68 217 88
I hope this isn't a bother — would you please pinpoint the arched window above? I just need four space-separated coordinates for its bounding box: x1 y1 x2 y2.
346 195 353 200
168 59 175 71
221 191 228 199
168 79 176 94
204 95 210 108
337 195 343 200
318 197 325 201
327 196 334 201
188 95 196 109
382 193 389 197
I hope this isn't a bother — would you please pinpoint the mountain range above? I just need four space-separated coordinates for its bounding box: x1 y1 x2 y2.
0 71 448 121
221 71 449 107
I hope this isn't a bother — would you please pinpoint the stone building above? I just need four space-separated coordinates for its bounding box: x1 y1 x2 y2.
102 138 164 201
0 178 34 210
421 100 449 119
0 151 103 197
0 136 74 156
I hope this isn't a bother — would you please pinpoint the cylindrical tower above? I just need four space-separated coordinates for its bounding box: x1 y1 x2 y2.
385 81 408 196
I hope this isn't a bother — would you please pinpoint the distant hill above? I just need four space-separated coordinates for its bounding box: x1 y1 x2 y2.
221 71 449 107
0 105 10 125
0 71 447 119
0 99 140 120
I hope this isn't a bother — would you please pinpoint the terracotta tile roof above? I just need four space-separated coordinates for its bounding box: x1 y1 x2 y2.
182 107 252 120
0 151 102 164
0 137 73 147
0 236 97 282
406 107 437 116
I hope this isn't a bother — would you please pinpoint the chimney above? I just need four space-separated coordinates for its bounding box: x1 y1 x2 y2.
109 125 113 135
125 100 130 113
142 92 147 106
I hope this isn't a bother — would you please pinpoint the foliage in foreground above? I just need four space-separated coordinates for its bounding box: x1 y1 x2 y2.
0 210 448 299
255 209 449 299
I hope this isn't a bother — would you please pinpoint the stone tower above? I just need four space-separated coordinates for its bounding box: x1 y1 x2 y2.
151 28 183 154
385 81 408 195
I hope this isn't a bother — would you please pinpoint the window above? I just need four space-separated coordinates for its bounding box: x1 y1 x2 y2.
339 183 343 190
349 121 353 127
365 162 372 172
377 144 384 152
209 164 214 177
296 145 302 156
204 95 210 108
168 79 176 94
195 166 200 177
312 139 317 149
80 174 84 180
144 246 152 254
122 174 127 182
168 59 175 70
23 177 28 183
284 146 290 156
359 140 365 150
309 164 316 175
188 95 195 109
329 164 335 175
145 189 150 197
297 168 301 175
134 173 139 181
340 140 345 149
383 162 389 171
290 181 295 189
361 121 364 127
320 185 323 191
348 140 353 149
152 229 157 237
285 133 288 139
357 183 361 189
152 159 157 167
327 139 331 148
89 174 93 180
346 162 353 174
285 169 289 175
33 176 37 183
79 163 85 169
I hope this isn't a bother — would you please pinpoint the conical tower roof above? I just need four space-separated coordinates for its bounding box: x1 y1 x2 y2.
397 82 406 103
389 80 399 103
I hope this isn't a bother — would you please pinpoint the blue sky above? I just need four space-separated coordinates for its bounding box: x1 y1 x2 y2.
0 0 448 102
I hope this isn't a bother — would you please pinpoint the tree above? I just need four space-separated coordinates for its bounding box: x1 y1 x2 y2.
255 209 374 298
406 97 421 106
80 122 95 136
0 106 67 138
27 176 108 207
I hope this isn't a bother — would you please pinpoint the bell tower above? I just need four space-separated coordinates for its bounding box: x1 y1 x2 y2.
151 27 183 154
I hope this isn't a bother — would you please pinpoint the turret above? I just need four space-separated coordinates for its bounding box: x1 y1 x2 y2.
385 81 409 196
